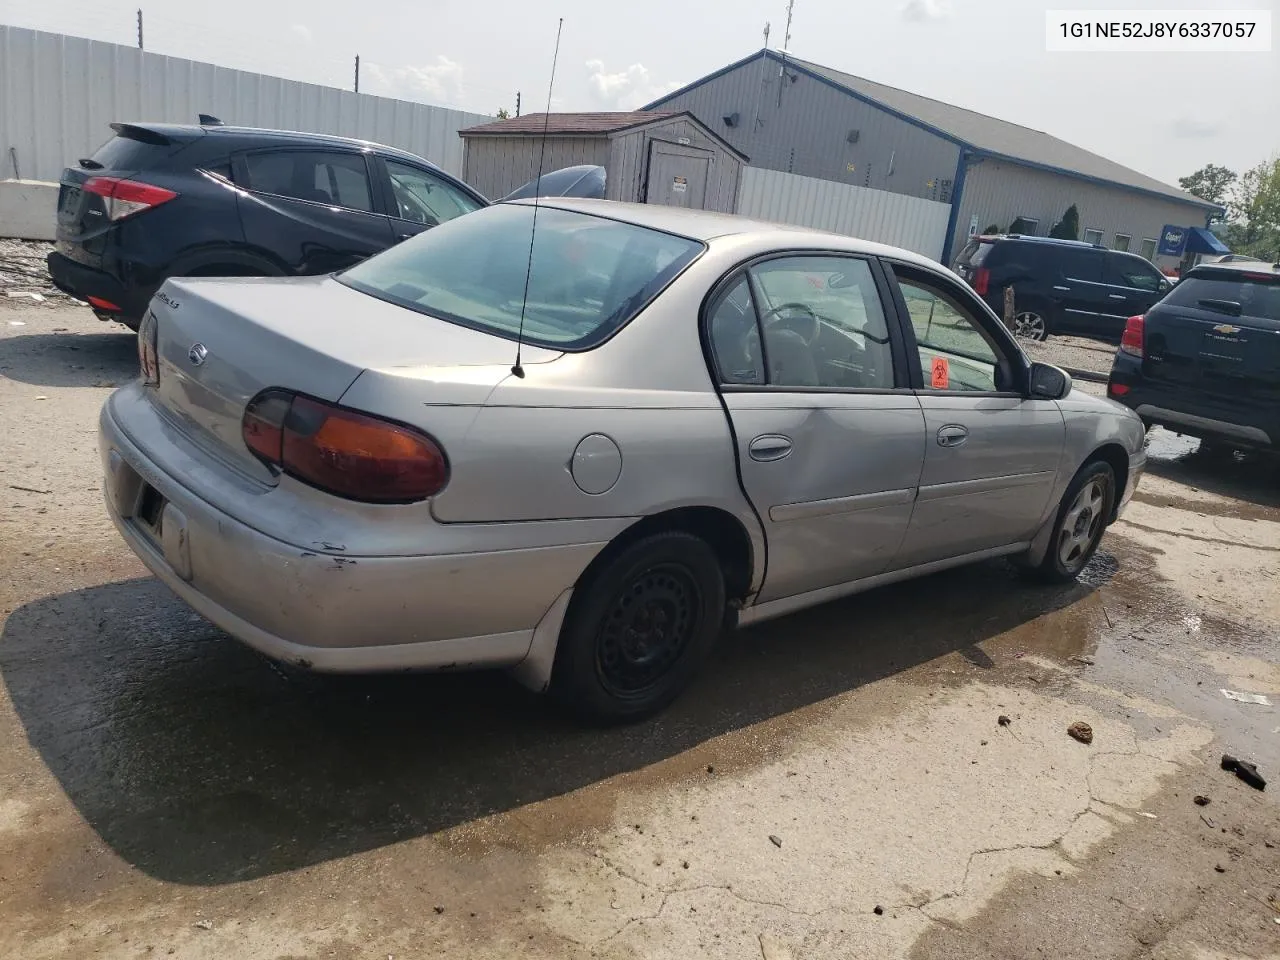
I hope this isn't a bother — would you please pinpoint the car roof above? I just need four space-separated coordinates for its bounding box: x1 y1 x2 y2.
974 234 1106 250
115 121 445 172
513 198 943 267
1189 260 1280 278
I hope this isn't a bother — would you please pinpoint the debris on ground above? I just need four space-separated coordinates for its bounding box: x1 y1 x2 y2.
1221 755 1267 791
997 715 1012 727
193 919 213 931
0 239 65 302
1070 656 1095 666
1220 689 1272 706
434 905 445 914
706 765 715 774
1067 721 1094 745
1137 812 1158 820
873 905 884 916
768 835 783 848
1194 795 1211 806
1214 865 1226 873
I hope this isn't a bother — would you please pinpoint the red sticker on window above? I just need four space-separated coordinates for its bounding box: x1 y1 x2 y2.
930 356 950 389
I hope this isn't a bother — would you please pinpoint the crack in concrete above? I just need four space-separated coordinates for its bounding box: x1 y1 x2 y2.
1118 519 1280 553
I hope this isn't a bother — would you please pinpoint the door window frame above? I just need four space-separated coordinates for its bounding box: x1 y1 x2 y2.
699 250 915 395
882 259 1031 398
232 147 383 216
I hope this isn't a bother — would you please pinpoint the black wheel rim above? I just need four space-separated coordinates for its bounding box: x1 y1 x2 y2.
594 562 702 700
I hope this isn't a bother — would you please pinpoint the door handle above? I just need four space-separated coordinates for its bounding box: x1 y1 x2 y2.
1108 293 1127 300
1052 285 1071 291
936 424 969 447
396 232 414 241
748 434 793 462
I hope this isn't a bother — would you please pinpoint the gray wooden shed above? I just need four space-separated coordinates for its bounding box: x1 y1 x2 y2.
459 111 747 213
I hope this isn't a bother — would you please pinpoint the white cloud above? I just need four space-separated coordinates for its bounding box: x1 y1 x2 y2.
365 56 466 108
1171 117 1223 139
585 59 681 110
901 0 952 21
289 24 313 45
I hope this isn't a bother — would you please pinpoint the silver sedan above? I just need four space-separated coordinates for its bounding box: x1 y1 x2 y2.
99 199 1147 721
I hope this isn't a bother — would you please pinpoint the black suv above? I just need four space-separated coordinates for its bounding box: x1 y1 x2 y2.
47 122 488 330
1107 260 1280 454
953 234 1174 341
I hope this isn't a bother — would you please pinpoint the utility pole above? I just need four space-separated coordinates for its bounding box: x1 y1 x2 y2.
515 91 521 117
354 54 360 93
136 9 143 50
777 0 795 106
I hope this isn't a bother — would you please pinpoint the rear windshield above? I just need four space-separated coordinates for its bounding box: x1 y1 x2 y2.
1163 273 1280 322
339 203 704 349
955 240 994 266
87 134 180 172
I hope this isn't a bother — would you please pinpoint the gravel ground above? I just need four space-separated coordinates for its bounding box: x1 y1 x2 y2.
0 239 68 308
1021 333 1118 380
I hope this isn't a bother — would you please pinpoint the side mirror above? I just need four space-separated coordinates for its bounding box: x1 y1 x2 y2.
1029 362 1071 400
1158 278 1170 293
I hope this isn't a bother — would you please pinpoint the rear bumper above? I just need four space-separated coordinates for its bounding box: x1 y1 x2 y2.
1108 356 1278 450
99 392 609 672
46 251 147 326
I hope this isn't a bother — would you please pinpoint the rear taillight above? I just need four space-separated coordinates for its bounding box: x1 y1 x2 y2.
242 390 449 503
1120 314 1144 357
137 311 159 386
83 176 178 221
971 267 990 296
1107 382 1131 397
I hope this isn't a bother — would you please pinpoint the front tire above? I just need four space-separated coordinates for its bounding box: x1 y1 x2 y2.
550 531 725 724
1029 460 1116 583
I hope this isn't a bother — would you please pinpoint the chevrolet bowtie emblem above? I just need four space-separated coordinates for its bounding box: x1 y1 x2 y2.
1212 324 1241 335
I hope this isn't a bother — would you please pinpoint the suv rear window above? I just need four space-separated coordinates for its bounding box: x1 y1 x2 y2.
87 134 180 172
339 203 704 349
955 240 994 267
1163 272 1280 321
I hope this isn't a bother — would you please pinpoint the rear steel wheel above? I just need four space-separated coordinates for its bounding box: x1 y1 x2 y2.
595 562 700 701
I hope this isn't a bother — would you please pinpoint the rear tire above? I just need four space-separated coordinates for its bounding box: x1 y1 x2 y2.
550 531 725 725
1013 309 1050 341
1027 460 1116 584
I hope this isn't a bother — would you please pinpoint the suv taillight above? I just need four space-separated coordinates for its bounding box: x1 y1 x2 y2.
1120 314 1144 357
83 176 178 221
971 267 990 296
137 311 159 386
242 390 449 503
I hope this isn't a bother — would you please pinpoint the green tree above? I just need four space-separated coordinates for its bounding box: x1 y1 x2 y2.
496 107 511 119
1048 204 1080 240
1223 156 1280 261
982 223 1000 235
1178 164 1237 215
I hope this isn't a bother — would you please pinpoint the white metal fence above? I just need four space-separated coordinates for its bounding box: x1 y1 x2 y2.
0 25 490 184
736 167 951 262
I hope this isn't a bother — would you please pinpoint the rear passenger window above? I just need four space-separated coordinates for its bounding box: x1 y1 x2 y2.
243 151 374 212
1056 248 1104 283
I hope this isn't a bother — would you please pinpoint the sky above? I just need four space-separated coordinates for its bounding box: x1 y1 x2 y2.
1 0 1276 187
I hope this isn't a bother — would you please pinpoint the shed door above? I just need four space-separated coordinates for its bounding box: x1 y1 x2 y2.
645 141 711 209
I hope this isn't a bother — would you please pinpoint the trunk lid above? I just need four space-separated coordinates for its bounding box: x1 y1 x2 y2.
146 274 560 485
56 123 198 262
1143 268 1280 402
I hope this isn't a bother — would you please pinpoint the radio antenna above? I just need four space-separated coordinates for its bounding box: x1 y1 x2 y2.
512 17 565 379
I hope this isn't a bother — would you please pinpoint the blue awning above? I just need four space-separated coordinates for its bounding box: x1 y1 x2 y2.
1186 227 1230 255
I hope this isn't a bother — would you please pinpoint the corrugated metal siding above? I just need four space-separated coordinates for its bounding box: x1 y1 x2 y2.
607 116 742 212
737 168 951 261
653 56 961 203
461 137 610 199
0 26 489 183
952 160 1215 268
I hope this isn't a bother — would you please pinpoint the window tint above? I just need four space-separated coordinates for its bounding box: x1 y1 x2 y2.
339 203 702 349
1057 247 1104 282
244 151 373 211
955 240 993 267
1163 274 1280 321
896 273 1005 393
1006 241 1053 269
201 162 234 183
385 160 482 226
707 276 764 385
1105 253 1163 291
749 256 894 389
